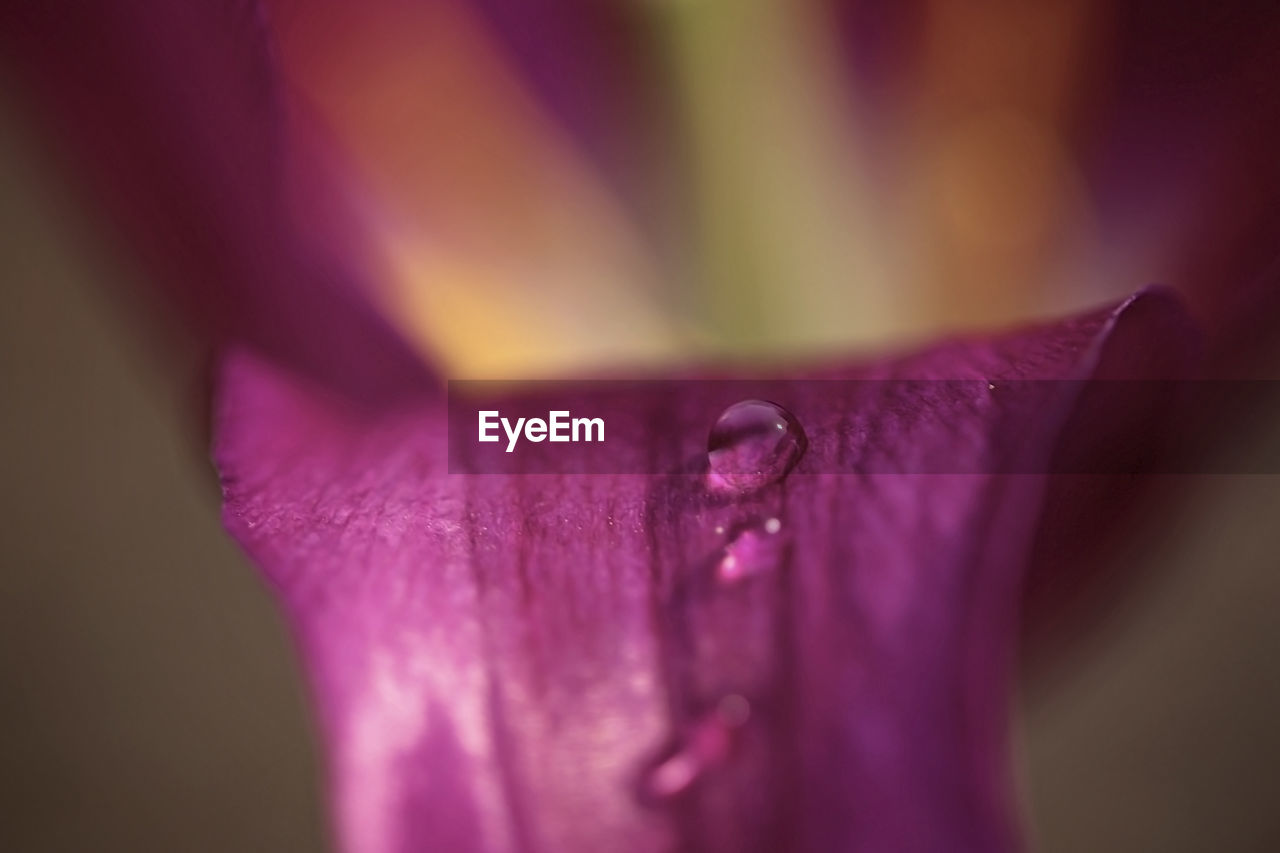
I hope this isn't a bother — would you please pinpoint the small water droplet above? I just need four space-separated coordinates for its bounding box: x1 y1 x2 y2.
717 518 787 585
641 696 752 801
987 382 996 390
707 400 806 493
645 749 701 799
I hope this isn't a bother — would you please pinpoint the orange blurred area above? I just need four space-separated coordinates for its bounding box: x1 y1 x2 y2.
267 0 684 377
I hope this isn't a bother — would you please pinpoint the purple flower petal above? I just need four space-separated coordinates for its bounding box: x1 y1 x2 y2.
215 288 1191 852
0 1 427 401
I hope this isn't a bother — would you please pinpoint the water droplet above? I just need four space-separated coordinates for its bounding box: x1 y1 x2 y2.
717 518 788 585
644 746 704 799
707 400 806 493
641 696 752 801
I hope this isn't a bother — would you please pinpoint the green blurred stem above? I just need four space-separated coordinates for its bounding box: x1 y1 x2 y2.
656 0 890 353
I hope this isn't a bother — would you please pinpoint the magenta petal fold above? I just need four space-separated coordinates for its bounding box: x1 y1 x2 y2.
215 288 1192 852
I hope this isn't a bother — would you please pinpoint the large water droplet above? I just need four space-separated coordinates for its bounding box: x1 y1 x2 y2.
641 695 752 801
717 518 787 585
707 400 806 493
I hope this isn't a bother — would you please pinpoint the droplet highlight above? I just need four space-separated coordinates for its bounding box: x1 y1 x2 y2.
641 695 752 801
717 518 787 585
707 400 806 493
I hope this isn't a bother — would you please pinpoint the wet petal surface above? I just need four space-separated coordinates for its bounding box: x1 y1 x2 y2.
216 289 1192 852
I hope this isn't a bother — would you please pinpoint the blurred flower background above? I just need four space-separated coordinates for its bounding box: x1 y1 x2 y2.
1 1 1279 850
243 0 1279 376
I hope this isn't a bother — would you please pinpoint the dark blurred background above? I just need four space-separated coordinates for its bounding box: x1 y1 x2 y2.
0 103 326 852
